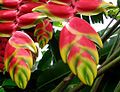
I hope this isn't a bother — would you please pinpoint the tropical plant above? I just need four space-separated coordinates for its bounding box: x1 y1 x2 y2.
0 0 120 92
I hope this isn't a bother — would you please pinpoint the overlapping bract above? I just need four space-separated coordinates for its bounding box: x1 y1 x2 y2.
33 2 74 21
0 0 20 8
4 31 37 89
34 19 53 48
74 0 114 16
0 22 16 37
59 17 103 85
17 12 46 29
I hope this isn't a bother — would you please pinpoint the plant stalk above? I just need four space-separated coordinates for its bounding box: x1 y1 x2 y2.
101 19 120 43
101 10 120 37
90 75 104 92
100 47 120 68
97 55 120 77
52 73 74 92
90 32 120 92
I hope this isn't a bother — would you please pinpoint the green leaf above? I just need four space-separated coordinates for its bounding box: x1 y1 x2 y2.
90 13 104 24
117 0 120 8
38 50 52 71
99 35 120 64
2 79 16 87
49 34 61 62
114 81 120 92
53 22 63 27
82 16 90 23
35 61 70 90
0 87 6 92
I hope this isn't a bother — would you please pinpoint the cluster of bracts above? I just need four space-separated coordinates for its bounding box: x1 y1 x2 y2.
0 0 114 89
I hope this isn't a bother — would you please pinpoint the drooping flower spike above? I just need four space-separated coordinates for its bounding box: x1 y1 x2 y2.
74 0 115 16
4 31 37 89
4 42 32 89
32 2 74 21
34 19 53 48
59 17 103 85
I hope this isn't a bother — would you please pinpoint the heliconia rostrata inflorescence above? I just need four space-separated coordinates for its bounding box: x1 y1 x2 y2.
0 0 114 89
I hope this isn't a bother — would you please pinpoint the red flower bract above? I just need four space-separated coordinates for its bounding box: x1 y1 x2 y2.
0 22 16 37
0 10 17 21
18 2 43 15
0 0 20 8
17 12 42 29
75 0 101 12
46 2 74 18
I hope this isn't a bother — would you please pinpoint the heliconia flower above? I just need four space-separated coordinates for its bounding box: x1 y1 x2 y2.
66 17 103 48
17 12 47 29
74 0 114 16
4 42 33 89
59 17 103 85
21 0 48 3
50 0 73 4
67 42 97 85
0 10 17 22
34 19 53 48
9 31 37 53
18 2 43 16
0 0 20 8
0 22 16 37
32 2 74 21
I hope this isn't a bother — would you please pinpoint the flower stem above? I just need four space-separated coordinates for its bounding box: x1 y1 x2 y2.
90 75 104 92
100 47 120 68
101 10 120 37
97 55 120 77
90 32 120 92
51 73 74 92
101 19 120 43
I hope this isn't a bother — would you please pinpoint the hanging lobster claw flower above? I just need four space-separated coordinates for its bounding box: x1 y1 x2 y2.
34 19 53 48
33 2 74 21
59 17 103 85
9 31 37 53
4 43 32 89
74 0 115 16
4 31 37 89
18 2 43 16
0 22 16 37
0 10 17 22
0 0 20 8
17 12 47 29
